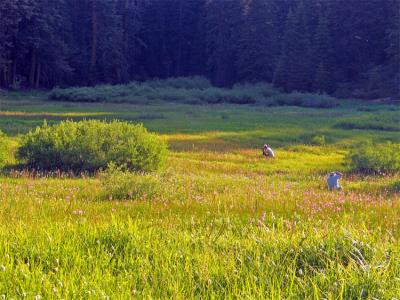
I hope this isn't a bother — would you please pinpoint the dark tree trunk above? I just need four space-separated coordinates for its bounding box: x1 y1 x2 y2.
90 0 98 84
176 0 184 76
35 60 41 88
29 49 37 88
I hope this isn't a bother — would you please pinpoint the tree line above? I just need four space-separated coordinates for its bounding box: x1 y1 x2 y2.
0 0 399 97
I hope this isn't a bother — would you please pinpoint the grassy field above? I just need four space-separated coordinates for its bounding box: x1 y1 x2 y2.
0 91 399 298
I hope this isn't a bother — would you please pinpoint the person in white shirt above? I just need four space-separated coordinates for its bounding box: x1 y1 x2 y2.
327 171 343 190
262 144 275 158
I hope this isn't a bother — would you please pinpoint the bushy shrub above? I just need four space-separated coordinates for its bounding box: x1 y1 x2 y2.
17 120 168 172
345 141 400 173
310 135 326 146
0 130 8 168
390 182 400 193
48 78 337 108
99 164 164 200
298 133 327 146
146 76 212 90
233 82 280 98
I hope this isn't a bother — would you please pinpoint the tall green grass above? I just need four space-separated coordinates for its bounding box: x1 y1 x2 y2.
0 169 399 298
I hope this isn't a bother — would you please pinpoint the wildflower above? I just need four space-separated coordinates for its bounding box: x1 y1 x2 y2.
73 209 85 215
0 265 5 272
360 289 368 298
297 268 303 276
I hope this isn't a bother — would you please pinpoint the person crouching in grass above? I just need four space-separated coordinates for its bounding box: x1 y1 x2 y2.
262 144 275 158
327 171 343 190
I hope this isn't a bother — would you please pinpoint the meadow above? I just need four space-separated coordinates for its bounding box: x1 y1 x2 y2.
0 90 399 298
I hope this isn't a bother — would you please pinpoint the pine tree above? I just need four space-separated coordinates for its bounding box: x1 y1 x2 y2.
0 0 33 88
237 0 278 82
313 63 330 93
205 0 242 86
385 0 400 96
312 11 334 93
118 0 145 80
274 1 312 92
0 0 398 95
11 0 72 88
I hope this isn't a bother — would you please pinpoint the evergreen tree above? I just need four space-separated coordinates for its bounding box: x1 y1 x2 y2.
312 11 334 93
0 0 33 88
237 0 278 82
17 0 72 88
205 0 242 86
118 0 145 80
0 0 397 97
274 1 312 92
313 63 330 93
385 0 400 96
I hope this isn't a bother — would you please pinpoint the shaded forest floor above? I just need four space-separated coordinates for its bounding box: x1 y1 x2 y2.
0 91 399 298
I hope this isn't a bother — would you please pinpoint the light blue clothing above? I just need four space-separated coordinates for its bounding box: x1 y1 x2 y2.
327 173 342 190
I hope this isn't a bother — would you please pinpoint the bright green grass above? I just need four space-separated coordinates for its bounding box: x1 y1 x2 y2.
0 91 399 298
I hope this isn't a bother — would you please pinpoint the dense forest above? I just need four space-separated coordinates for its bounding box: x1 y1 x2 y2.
0 0 399 98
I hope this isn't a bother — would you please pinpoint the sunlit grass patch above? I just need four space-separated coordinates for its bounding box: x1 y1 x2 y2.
169 147 344 175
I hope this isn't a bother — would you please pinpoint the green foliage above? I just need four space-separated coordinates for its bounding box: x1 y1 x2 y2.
49 78 337 108
17 120 168 172
336 113 400 132
345 142 400 173
297 133 326 146
273 92 337 108
1 0 398 99
0 130 8 167
146 76 212 89
99 164 163 201
389 181 400 193
49 78 266 105
313 63 331 93
274 3 312 92
311 135 326 146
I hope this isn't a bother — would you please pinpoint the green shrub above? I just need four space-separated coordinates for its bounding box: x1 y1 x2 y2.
345 141 400 173
48 78 337 108
146 76 212 89
17 120 168 172
390 181 400 193
99 164 164 200
310 135 326 146
298 133 327 146
0 131 8 168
